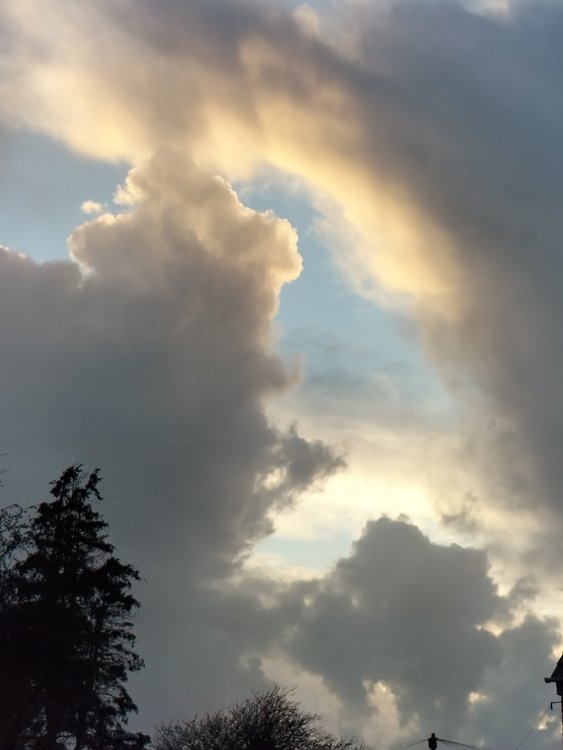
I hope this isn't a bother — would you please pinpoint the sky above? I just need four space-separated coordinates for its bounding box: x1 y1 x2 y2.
2 0 563 746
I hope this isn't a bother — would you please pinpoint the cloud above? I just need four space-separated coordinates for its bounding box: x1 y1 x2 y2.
0 150 341 723
0 0 458 299
80 199 105 215
282 518 502 730
461 614 560 749
3 0 563 739
234 517 559 745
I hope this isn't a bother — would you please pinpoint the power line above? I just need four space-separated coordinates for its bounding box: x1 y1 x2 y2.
372 738 427 750
389 740 428 750
510 705 551 750
374 738 427 750
374 736 497 750
437 737 499 750
372 709 553 750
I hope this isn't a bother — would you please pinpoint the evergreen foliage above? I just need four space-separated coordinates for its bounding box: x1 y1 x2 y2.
0 466 143 750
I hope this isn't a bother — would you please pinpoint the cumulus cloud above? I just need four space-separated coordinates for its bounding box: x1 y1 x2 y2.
282 519 502 730
0 150 341 722
80 199 105 214
234 518 558 745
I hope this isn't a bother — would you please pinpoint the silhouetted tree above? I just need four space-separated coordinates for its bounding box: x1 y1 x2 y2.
0 466 143 750
0 503 36 748
155 685 363 750
0 503 30 607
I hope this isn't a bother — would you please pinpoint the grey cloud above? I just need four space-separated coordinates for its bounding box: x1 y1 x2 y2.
349 2 563 538
252 518 559 742
144 514 554 741
15 0 563 551
281 518 502 732
0 150 341 724
3 0 563 739
440 492 481 535
460 614 560 750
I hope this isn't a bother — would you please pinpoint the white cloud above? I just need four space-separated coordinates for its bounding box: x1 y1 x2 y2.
80 199 105 214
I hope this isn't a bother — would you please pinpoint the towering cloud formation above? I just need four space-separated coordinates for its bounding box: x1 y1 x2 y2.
0 151 341 720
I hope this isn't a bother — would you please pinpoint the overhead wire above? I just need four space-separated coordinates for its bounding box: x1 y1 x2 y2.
437 737 499 750
372 738 427 750
370 703 553 750
510 705 551 750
